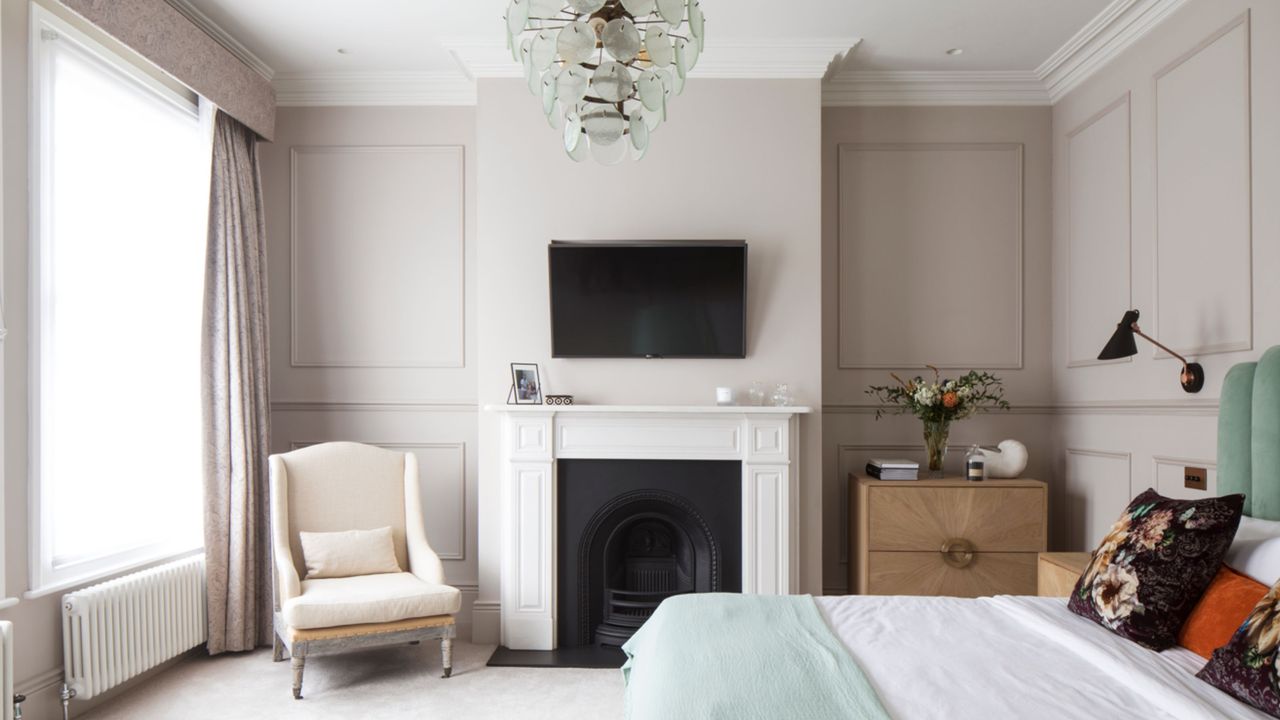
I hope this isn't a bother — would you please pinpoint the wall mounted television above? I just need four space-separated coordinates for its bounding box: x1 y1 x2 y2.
548 241 748 359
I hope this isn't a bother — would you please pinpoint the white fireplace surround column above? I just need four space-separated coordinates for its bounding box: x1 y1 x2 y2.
488 405 811 651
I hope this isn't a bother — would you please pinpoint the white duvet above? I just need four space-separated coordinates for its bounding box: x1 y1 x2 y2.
815 595 1270 720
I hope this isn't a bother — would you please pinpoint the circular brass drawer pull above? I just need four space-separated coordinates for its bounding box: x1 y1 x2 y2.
940 538 976 569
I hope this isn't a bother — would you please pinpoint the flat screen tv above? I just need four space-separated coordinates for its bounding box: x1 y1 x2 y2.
549 241 747 359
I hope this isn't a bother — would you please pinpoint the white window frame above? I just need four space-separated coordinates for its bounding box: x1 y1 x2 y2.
26 6 207 597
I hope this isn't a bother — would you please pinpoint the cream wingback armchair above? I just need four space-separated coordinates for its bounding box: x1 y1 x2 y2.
269 442 461 699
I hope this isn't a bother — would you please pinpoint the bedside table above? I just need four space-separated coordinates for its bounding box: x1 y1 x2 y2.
1037 552 1091 597
849 474 1048 597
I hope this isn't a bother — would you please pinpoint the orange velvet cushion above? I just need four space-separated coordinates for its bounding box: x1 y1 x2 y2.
1179 566 1269 659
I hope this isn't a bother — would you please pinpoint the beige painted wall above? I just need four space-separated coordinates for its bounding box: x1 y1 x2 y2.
821 106 1055 592
259 106 480 636
474 78 825 639
1050 0 1280 549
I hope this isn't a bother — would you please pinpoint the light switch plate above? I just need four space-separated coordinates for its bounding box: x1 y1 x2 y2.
1185 467 1208 491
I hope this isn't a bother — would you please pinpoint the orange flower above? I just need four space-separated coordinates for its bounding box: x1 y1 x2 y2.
942 392 959 408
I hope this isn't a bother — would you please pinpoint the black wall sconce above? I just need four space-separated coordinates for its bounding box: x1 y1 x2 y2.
1098 309 1205 393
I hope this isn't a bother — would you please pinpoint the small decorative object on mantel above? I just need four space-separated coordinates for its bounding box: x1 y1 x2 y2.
770 384 793 407
545 394 575 406
867 366 1010 478
982 439 1029 479
715 387 734 406
509 363 544 405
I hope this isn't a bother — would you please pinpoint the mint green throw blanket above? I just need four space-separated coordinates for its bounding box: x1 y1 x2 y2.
621 594 891 720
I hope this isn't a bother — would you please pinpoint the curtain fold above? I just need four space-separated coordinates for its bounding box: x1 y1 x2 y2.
203 110 272 654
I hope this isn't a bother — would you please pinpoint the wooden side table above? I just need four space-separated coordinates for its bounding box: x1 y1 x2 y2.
1037 552 1091 597
850 474 1048 597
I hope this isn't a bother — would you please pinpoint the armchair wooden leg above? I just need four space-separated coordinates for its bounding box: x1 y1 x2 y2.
441 637 453 678
291 655 306 699
272 632 286 662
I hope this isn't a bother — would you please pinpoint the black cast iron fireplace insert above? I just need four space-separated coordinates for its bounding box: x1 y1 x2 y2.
557 459 742 649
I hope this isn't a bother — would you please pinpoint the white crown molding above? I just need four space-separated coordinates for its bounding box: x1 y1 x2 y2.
274 72 478 106
1036 0 1193 103
822 71 1051 107
443 38 862 80
164 0 274 81
821 0 1190 107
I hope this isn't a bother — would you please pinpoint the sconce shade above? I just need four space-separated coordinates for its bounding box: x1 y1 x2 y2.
1098 310 1142 361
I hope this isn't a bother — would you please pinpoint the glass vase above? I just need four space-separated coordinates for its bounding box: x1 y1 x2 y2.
922 419 951 478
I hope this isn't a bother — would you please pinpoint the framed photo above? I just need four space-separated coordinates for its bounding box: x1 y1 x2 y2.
510 363 543 405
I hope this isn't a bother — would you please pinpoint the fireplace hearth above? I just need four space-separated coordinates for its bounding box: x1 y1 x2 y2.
558 459 742 649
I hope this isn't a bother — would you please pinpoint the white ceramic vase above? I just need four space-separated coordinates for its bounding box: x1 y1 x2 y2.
985 439 1029 479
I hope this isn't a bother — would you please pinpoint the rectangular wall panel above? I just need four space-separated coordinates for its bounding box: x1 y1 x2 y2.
1064 449 1132 549
1154 15 1253 357
291 146 465 368
1152 457 1217 500
290 439 468 562
1067 95 1132 367
837 143 1024 370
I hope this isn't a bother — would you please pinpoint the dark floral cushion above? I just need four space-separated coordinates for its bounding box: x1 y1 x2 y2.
1198 581 1280 716
1068 488 1245 650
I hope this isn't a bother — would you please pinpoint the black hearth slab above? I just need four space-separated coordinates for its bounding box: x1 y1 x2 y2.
486 645 626 669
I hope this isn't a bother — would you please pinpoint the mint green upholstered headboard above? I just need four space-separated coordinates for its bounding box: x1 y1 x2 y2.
1219 347 1280 519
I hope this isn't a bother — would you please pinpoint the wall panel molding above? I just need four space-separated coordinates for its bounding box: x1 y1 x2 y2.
1065 93 1133 369
836 143 1025 370
1152 455 1217 498
825 400 1218 416
272 401 479 413
290 145 466 369
290 440 468 562
1152 12 1253 359
1065 448 1133 548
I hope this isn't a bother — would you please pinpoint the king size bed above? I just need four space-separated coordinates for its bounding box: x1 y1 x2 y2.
621 350 1280 719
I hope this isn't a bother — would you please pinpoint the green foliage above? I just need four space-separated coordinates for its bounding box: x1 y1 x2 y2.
866 366 1011 422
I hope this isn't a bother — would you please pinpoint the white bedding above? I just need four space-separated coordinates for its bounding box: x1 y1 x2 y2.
816 595 1269 720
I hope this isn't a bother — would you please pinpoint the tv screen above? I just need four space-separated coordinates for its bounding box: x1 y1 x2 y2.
549 242 747 359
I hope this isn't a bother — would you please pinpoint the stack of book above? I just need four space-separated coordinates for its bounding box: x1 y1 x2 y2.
866 459 920 480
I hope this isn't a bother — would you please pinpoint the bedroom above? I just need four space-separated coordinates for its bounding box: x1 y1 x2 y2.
0 0 1276 717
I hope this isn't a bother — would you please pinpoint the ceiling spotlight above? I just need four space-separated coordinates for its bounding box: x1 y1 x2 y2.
945 48 964 56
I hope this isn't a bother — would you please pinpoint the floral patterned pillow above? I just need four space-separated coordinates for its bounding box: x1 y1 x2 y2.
1068 488 1245 650
1198 580 1280 716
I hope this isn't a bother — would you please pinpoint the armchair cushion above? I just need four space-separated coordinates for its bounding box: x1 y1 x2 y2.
283 573 461 630
300 526 401 579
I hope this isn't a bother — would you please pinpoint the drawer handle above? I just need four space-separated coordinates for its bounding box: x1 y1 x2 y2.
940 538 976 569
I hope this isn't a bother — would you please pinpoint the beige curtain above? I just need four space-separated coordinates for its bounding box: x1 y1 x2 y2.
203 110 272 654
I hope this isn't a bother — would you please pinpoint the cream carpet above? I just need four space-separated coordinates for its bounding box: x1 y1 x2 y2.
82 642 624 719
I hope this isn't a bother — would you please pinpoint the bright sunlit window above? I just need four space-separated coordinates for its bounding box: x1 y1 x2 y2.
29 8 209 594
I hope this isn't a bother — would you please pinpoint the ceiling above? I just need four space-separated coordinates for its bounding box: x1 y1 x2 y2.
179 0 1114 79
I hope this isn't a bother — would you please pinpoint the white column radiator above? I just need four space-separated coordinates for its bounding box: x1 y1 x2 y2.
61 555 207 700
1 621 13 720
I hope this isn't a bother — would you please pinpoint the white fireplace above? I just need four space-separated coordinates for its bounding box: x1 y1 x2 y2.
489 405 811 650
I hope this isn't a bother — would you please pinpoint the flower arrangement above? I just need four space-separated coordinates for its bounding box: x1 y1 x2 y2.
866 367 1010 474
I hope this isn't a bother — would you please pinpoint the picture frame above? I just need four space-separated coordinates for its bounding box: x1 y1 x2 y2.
510 363 543 405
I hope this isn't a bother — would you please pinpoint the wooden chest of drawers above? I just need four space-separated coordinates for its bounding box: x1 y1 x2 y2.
849 474 1048 597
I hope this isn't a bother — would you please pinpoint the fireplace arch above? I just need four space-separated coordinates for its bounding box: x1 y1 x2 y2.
577 490 721 646
555 458 742 649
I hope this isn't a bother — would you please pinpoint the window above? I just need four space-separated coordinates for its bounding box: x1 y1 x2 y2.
29 8 210 594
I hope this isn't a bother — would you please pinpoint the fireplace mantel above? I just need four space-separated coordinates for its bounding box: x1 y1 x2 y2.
488 404 811 650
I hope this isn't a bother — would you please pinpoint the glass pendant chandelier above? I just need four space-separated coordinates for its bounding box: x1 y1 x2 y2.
505 0 706 164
